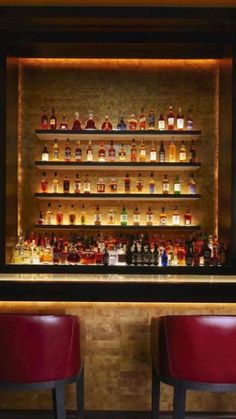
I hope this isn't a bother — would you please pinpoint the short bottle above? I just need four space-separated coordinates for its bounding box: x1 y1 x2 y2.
56 204 63 225
176 107 184 130
136 173 143 192
110 177 118 193
159 141 165 162
128 114 138 130
52 172 59 193
158 113 165 131
41 109 48 130
41 143 49 161
49 108 57 130
149 172 156 194
75 140 82 162
167 106 175 130
162 174 170 194
86 140 93 162
41 172 48 193
63 175 70 193
117 115 127 130
187 109 193 130
149 141 157 162
133 207 140 226
72 112 82 130
130 139 137 162
94 205 102 225
85 110 96 130
168 141 176 162
69 204 76 225
160 207 167 225
59 114 68 130
80 204 86 225
119 143 126 161
97 177 105 193
146 207 154 226
64 138 71 161
172 206 180 225
184 208 192 225
139 139 146 162
108 140 116 162
139 107 146 130
189 140 196 163
46 203 53 225
83 174 91 194
52 139 59 161
189 173 196 194
179 141 187 162
124 173 131 193
120 206 128 226
98 142 106 162
74 173 81 194
173 175 181 195
148 109 155 129
101 115 113 131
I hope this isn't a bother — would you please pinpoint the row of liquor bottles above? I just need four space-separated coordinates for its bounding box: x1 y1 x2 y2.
38 204 194 226
40 106 194 132
41 139 197 163
40 172 197 195
12 231 227 267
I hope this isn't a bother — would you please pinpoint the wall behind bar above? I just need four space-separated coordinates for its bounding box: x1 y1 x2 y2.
0 302 236 411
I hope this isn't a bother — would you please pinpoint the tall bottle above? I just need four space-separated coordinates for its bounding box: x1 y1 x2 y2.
52 172 59 193
56 204 63 225
52 139 59 161
86 140 93 162
150 141 157 162
49 107 57 130
149 172 156 194
107 209 115 224
75 140 82 162
98 142 106 162
167 106 175 130
83 174 91 194
80 204 87 225
160 207 167 225
85 110 96 130
146 207 154 226
101 115 113 131
72 112 82 130
124 173 131 193
130 139 137 162
158 113 165 131
172 206 180 225
184 208 192 225
41 143 49 161
94 205 102 225
69 204 76 225
189 173 196 194
179 141 187 162
173 175 181 195
148 109 155 129
176 107 184 130
168 141 176 162
41 172 48 193
74 173 81 194
162 174 170 194
159 141 165 162
41 108 48 130
133 207 140 226
97 177 105 193
108 140 116 162
139 107 146 130
63 175 70 193
189 140 196 163
139 139 146 162
136 173 143 192
46 203 53 225
59 114 68 130
119 143 126 161
120 206 128 226
187 109 193 130
110 177 118 193
64 138 71 161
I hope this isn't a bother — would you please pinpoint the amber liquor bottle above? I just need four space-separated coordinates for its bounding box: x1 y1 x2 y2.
74 174 81 194
49 108 57 130
64 138 71 161
108 140 116 162
75 141 82 162
167 106 175 130
139 139 146 162
149 142 157 162
124 173 131 193
98 142 106 162
159 141 165 162
95 205 102 225
189 140 196 163
139 107 146 130
162 174 170 194
41 108 48 130
41 172 48 193
63 175 70 193
41 143 49 161
130 139 137 162
69 204 76 225
56 204 63 225
176 107 184 130
86 140 93 162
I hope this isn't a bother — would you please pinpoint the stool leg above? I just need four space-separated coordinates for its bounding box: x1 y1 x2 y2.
53 382 66 419
173 384 186 419
76 365 84 419
151 367 161 419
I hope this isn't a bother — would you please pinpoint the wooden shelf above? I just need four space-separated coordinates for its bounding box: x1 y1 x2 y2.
34 224 200 231
35 129 201 142
35 193 201 201
35 161 201 171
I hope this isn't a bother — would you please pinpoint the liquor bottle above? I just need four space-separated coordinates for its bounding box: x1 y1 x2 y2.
56 204 63 225
49 107 57 130
184 208 192 225
107 209 115 224
132 243 139 266
146 244 152 266
159 141 165 162
72 112 82 130
45 203 53 225
80 204 87 225
74 173 81 194
98 142 106 162
173 175 181 194
63 175 70 193
64 138 71 161
86 140 93 162
185 243 193 266
101 115 113 131
97 177 105 193
83 174 91 194
148 109 155 129
161 249 168 266
149 172 156 194
52 172 59 193
187 109 193 130
140 242 146 266
189 174 196 194
177 242 186 265
38 211 45 225
59 114 68 130
176 107 184 130
139 107 146 130
202 240 211 266
179 141 187 161
53 242 61 264
160 207 167 225
128 114 138 130
120 206 128 226
158 113 165 131
167 106 175 130
103 247 109 265
69 204 76 225
153 243 159 265
150 141 157 162
119 143 126 161
189 140 196 163
146 207 154 226
172 206 180 225
75 140 82 161
126 243 133 266
139 139 146 162
52 139 59 161
162 174 170 194
130 139 137 162
41 143 49 161
108 140 116 162
94 205 102 225
136 173 143 192
41 172 48 193
124 173 131 193
41 108 48 130
117 115 127 130
110 177 118 193
168 141 176 162
85 110 96 130
133 207 140 226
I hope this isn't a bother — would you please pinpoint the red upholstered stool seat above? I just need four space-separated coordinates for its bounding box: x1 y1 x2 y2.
0 314 84 419
151 315 236 419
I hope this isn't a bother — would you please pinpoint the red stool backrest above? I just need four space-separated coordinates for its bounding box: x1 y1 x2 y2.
152 315 236 383
0 314 80 383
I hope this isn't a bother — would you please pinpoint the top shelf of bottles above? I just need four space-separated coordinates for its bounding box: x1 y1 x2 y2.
35 130 202 142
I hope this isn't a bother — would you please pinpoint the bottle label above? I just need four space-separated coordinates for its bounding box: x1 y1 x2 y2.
84 182 90 192
185 218 191 225
160 216 167 225
42 153 49 161
174 183 181 192
87 151 93 161
97 184 105 193
168 117 174 126
99 154 105 162
187 120 193 130
159 152 165 162
163 183 169 192
133 214 140 223
65 148 71 160
140 150 146 158
172 215 180 225
146 214 153 224
74 181 81 193
179 152 186 161
75 149 82 160
158 120 165 130
177 118 184 129
50 118 56 126
121 214 127 223
150 151 157 161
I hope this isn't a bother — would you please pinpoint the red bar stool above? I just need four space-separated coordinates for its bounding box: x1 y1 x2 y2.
151 315 236 419
0 314 84 419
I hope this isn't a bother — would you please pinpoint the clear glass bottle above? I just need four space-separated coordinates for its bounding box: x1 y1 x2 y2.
83 174 91 194
168 141 176 162
149 141 157 162
74 173 81 194
162 174 170 194
179 141 187 161
176 107 184 130
139 139 146 162
41 143 49 161
46 203 53 225
159 141 165 162
52 139 59 161
52 172 59 193
187 108 193 130
167 105 175 130
130 138 137 162
64 138 71 162
41 172 48 193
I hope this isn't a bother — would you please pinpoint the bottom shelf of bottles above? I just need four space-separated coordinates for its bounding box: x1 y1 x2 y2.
11 231 228 267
